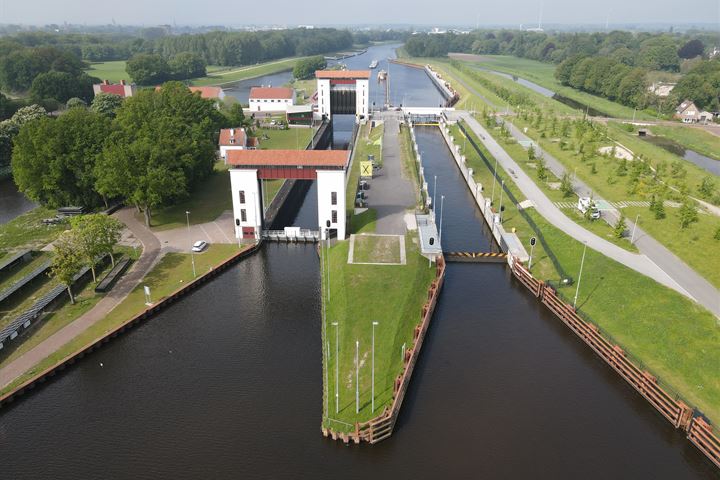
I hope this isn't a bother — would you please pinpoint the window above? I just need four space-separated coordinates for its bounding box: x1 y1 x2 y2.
331 210 337 223
239 190 246 204
240 209 247 222
331 191 337 205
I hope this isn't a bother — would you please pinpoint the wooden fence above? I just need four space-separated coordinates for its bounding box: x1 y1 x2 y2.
509 256 719 470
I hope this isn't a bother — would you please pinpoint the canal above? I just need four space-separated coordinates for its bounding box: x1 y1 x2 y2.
0 177 35 225
0 46 716 479
641 134 720 176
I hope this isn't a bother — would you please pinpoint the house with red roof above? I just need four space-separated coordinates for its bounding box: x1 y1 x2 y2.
93 80 136 98
249 87 295 112
154 85 226 103
219 128 255 161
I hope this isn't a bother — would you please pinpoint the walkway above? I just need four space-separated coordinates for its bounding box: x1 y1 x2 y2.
0 207 162 389
154 210 236 253
371 114 415 235
458 112 720 317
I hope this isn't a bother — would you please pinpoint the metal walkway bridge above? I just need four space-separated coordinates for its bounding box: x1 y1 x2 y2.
261 229 320 243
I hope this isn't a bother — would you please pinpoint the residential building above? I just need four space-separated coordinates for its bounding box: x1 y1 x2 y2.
219 128 257 160
155 85 226 102
675 100 715 123
93 79 136 98
249 87 295 112
648 82 676 98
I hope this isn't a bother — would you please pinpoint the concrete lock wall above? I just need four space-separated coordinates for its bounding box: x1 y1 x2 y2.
317 170 346 240
230 169 263 240
356 79 369 119
317 79 331 118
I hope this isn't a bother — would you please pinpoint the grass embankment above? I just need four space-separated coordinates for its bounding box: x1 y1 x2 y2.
257 127 314 150
456 55 657 120
345 122 384 230
289 78 317 104
0 244 242 397
85 61 128 83
0 207 66 252
190 57 303 87
451 122 720 424
0 246 139 367
649 125 720 162
322 235 435 431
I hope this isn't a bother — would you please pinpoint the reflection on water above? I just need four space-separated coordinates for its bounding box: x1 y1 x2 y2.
642 135 720 176
0 177 36 225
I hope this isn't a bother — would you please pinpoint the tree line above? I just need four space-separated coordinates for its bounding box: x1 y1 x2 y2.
10 82 240 226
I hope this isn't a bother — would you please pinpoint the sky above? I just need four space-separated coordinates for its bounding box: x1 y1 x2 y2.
0 0 718 27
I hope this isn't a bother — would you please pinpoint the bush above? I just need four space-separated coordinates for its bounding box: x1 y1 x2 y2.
613 214 627 239
293 56 327 80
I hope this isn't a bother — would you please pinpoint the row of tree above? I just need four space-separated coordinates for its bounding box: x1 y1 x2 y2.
125 52 207 85
293 56 327 80
11 82 232 225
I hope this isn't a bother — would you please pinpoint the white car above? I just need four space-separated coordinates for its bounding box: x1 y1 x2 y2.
191 240 208 252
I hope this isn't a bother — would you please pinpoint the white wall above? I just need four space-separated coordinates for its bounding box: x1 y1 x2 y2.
317 170 346 240
356 79 369 119
229 169 262 240
249 97 294 113
317 79 331 118
220 145 246 160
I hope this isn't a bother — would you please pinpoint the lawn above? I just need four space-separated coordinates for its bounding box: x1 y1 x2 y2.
85 61 128 83
400 124 425 208
257 127 314 150
144 164 232 231
444 122 720 424
0 207 66 252
346 122 384 230
0 244 243 397
190 57 303 87
649 125 720 162
351 234 402 264
289 78 317 104
0 251 51 293
321 235 436 431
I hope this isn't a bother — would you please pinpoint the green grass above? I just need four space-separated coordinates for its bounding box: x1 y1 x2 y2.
289 78 316 104
145 165 232 231
399 124 425 208
648 125 720 162
321 235 436 431
0 244 243 397
190 57 304 87
352 209 377 234
85 61 128 83
454 55 657 120
0 251 51 293
0 207 66 252
346 122 384 228
352 234 402 264
445 121 720 423
257 127 314 150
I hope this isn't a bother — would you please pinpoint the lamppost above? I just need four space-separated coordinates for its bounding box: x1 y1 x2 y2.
325 341 330 417
372 321 379 413
498 180 505 223
185 211 196 278
332 322 339 414
630 214 641 245
439 195 445 246
573 242 588 309
355 340 360 414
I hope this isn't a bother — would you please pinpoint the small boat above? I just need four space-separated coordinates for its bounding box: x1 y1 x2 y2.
377 70 387 81
369 60 378 69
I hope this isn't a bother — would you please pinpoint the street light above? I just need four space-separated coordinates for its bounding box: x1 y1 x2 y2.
325 341 330 417
185 211 196 278
630 214 641 245
355 340 360 414
439 195 445 246
372 321 379 413
573 242 588 309
332 322 339 414
498 180 505 223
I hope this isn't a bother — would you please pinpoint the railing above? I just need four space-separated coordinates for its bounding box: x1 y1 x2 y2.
508 256 720 470
261 230 319 243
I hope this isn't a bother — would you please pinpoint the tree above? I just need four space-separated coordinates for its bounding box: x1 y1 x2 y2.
698 176 716 199
168 52 206 80
66 97 87 109
613 214 627 239
51 230 85 304
678 39 705 59
293 55 326 80
12 108 111 208
678 198 698 229
223 102 250 129
560 172 574 198
30 71 95 104
91 92 123 117
649 195 666 220
536 155 548 181
125 53 170 85
70 214 123 281
527 144 536 161
714 226 720 241
95 82 223 226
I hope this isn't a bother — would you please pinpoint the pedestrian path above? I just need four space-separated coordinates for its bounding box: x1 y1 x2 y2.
553 200 682 210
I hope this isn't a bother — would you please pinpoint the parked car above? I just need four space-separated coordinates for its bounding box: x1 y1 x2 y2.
191 240 208 252
359 180 369 190
577 197 600 220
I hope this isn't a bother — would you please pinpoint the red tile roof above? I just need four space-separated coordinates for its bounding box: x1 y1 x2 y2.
219 128 247 147
227 150 349 168
315 70 371 79
98 84 128 97
188 86 223 99
249 87 294 100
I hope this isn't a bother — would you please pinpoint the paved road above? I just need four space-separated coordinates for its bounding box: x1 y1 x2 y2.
458 112 720 317
155 210 237 253
370 114 415 234
0 207 162 389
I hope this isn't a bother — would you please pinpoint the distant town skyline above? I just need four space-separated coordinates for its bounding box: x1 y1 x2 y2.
0 0 718 29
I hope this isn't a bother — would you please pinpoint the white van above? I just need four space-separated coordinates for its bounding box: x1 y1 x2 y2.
577 197 601 220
